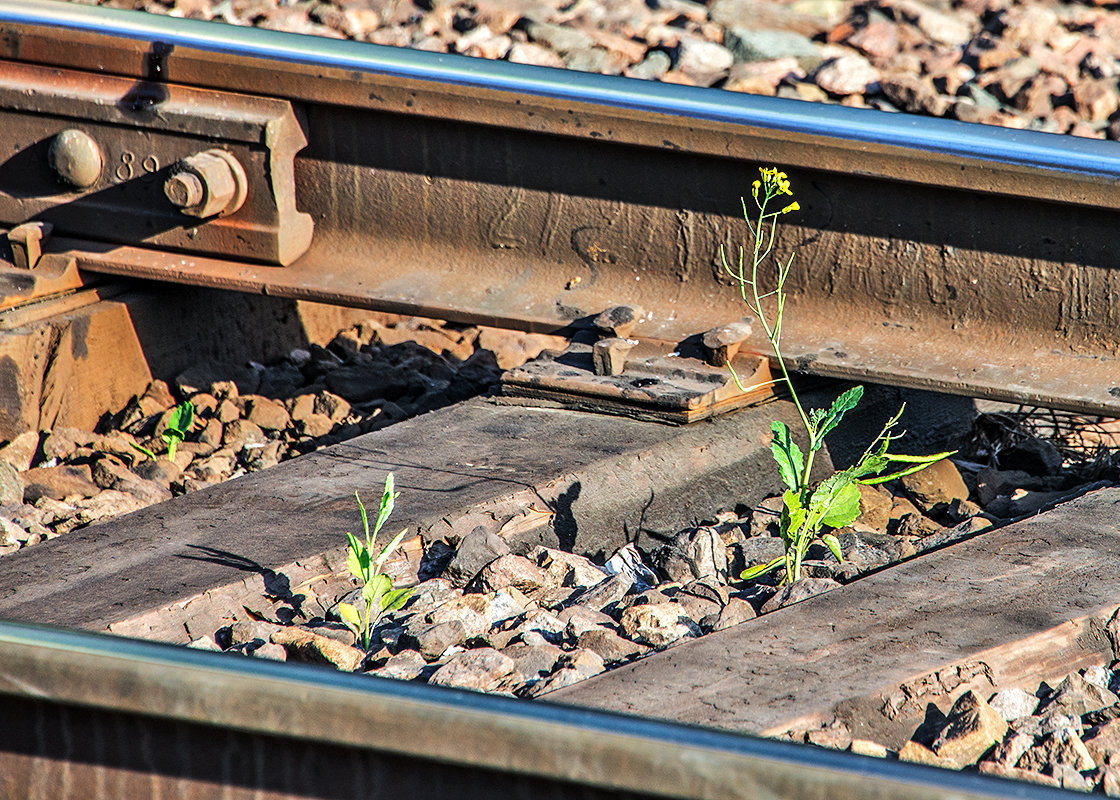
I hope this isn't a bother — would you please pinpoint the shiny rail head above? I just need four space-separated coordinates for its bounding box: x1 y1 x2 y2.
0 618 1077 800
3 0 1120 188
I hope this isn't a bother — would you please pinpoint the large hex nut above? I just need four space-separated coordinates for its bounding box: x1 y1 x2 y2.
164 149 248 218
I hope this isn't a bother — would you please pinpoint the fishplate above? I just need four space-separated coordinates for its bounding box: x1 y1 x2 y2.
0 60 312 266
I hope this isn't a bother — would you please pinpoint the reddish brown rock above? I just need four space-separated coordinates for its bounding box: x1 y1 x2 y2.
428 647 519 692
899 458 968 514
270 626 363 671
847 20 900 60
814 54 881 95
930 690 1009 768
22 464 100 502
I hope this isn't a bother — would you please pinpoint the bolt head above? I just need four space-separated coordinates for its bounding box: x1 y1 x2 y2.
48 129 102 189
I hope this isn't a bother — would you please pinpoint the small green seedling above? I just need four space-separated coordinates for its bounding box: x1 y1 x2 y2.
162 401 194 462
127 400 194 462
338 473 413 650
724 168 954 586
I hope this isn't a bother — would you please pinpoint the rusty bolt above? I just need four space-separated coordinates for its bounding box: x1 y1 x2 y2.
48 129 102 189
164 149 247 218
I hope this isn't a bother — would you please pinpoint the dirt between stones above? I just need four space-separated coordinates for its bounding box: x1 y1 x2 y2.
79 0 1120 141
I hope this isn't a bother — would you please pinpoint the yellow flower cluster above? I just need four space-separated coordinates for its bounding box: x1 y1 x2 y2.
751 167 799 214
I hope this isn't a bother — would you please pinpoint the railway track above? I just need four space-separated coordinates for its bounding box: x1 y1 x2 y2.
5 0 1120 416
1 1 1120 797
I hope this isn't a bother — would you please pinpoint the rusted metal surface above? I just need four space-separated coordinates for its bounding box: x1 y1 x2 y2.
0 59 311 264
1 2 1120 414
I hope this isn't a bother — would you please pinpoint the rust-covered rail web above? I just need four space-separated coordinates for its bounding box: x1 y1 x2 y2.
2 0 1120 414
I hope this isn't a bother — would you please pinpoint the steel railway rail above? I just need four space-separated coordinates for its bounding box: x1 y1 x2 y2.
0 619 1074 799
2 0 1120 416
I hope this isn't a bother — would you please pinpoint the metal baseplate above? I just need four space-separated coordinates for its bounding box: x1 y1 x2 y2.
501 306 774 424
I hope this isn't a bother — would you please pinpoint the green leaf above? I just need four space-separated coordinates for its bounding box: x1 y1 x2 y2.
809 474 861 529
769 420 804 491
337 602 361 630
369 573 391 605
128 439 156 457
810 386 863 447
375 527 411 572
821 533 843 563
355 492 370 541
884 450 957 463
163 401 195 441
129 441 157 461
374 473 397 536
161 402 195 462
850 454 890 481
740 556 784 581
345 531 369 580
380 587 413 614
779 489 807 547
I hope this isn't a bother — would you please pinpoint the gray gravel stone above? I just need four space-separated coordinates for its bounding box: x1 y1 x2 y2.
374 651 432 681
445 526 511 586
1018 728 1096 773
527 666 587 696
557 647 606 679
559 605 617 640
1084 665 1113 691
627 50 671 80
471 552 551 594
759 578 841 613
675 36 733 81
0 432 39 471
989 687 1039 721
506 609 566 644
707 597 758 631
22 464 101 502
564 573 634 612
0 461 23 506
526 21 594 54
725 28 819 62
500 642 563 679
531 546 606 589
576 627 648 664
619 602 701 647
1039 672 1120 717
654 527 728 584
401 619 468 660
428 647 519 692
